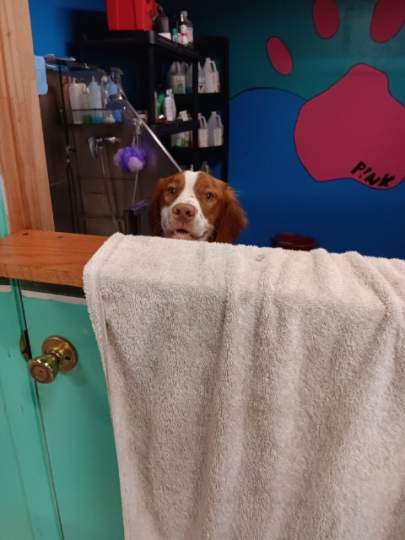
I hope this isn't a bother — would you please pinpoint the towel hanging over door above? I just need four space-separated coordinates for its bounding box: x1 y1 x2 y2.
84 234 405 540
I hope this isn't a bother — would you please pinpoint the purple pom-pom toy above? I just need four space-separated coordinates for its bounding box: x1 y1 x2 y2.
113 145 147 173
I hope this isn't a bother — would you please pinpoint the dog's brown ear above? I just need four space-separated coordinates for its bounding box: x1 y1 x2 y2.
215 185 247 243
148 178 166 236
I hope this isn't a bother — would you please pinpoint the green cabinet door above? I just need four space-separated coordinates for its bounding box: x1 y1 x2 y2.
0 183 64 539
0 282 62 540
20 285 124 540
0 183 123 539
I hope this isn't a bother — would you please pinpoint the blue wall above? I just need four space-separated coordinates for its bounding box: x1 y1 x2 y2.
29 0 104 56
165 0 405 258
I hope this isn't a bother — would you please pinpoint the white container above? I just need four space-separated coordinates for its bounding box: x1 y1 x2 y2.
68 78 84 124
168 62 186 94
198 113 208 148
203 58 220 93
208 111 223 147
164 89 177 122
88 77 102 121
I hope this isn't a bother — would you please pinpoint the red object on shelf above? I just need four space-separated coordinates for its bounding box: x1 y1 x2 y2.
106 0 158 31
272 233 316 251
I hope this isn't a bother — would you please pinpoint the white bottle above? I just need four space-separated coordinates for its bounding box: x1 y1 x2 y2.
198 62 206 93
169 62 186 94
198 113 208 148
180 11 193 46
179 11 189 46
88 77 102 122
203 58 211 93
68 78 83 124
204 58 220 93
164 89 177 122
208 111 223 147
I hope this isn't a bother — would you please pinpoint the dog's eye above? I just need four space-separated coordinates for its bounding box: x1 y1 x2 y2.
205 191 215 200
167 186 177 194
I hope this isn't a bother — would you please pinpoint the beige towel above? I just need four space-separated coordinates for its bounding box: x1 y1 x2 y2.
84 234 405 540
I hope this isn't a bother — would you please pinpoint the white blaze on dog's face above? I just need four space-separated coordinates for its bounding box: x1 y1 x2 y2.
150 171 247 243
161 171 211 240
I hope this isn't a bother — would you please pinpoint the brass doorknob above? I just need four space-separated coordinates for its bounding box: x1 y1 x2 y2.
28 336 78 384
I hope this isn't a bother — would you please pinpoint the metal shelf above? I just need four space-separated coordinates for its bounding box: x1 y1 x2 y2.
152 120 197 137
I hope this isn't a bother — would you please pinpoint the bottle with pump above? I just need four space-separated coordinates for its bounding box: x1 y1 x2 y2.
178 11 189 46
179 11 193 46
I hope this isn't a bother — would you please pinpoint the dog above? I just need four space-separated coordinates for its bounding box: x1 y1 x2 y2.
149 171 247 243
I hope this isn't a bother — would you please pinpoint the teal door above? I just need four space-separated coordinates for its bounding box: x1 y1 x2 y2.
0 280 61 540
0 181 123 539
0 279 124 540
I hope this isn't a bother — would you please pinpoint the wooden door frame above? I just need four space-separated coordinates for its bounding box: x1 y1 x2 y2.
0 0 54 232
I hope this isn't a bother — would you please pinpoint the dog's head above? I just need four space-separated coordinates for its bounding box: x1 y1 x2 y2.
149 171 247 243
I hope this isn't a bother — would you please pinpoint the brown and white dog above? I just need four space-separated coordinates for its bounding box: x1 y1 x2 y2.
149 171 247 243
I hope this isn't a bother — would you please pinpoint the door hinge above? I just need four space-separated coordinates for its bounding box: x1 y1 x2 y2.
19 329 32 362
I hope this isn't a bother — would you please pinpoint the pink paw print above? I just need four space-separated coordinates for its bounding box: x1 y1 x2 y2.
267 0 405 190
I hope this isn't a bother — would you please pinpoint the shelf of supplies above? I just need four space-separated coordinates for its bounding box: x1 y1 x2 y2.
152 120 197 137
76 31 199 61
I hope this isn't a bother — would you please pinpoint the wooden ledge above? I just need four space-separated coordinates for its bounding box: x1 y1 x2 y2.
0 230 107 287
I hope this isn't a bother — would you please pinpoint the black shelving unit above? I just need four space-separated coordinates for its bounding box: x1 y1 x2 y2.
70 11 229 180
171 36 229 180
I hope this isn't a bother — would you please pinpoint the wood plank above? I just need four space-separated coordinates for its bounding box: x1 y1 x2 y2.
0 231 107 288
0 0 54 232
